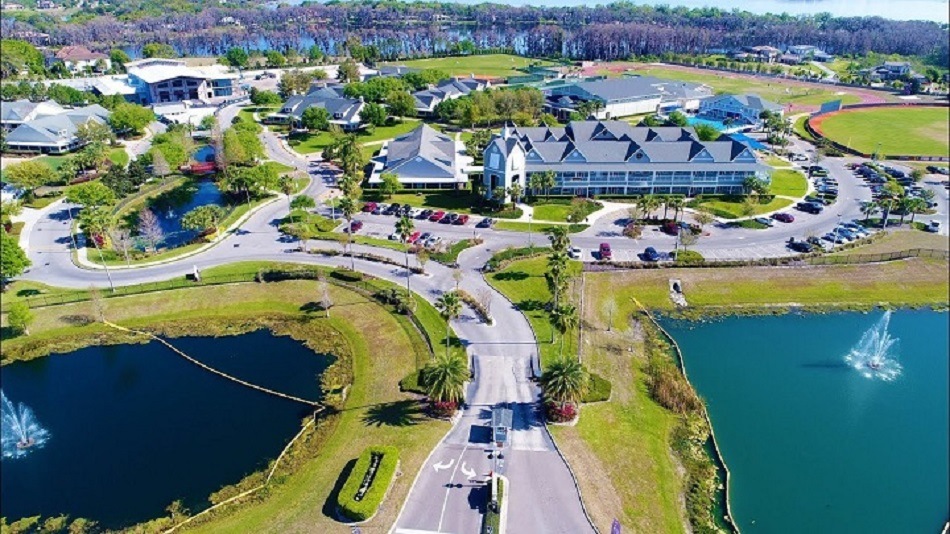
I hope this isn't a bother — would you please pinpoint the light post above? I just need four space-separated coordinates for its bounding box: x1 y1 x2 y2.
834 213 842 248
527 213 533 248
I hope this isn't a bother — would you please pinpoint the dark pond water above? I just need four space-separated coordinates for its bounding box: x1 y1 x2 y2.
0 330 334 528
662 310 949 533
148 180 226 248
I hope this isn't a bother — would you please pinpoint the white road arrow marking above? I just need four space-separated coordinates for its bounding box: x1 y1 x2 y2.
433 458 455 472
461 462 476 480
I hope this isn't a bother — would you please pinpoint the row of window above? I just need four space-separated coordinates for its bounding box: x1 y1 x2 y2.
530 170 758 184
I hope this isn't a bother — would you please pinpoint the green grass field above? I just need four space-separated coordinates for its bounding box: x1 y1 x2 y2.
493 221 589 233
108 147 129 167
382 54 557 78
631 65 862 107
814 107 950 157
769 169 808 197
689 196 793 219
792 115 816 141
288 120 422 155
363 191 479 213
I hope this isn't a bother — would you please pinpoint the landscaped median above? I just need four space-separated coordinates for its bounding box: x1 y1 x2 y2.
337 446 400 522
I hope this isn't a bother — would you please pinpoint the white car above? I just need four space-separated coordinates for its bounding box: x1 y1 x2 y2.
568 246 582 259
408 208 422 218
754 217 774 227
389 232 400 241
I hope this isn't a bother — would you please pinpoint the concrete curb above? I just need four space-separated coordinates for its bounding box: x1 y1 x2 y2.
498 474 510 534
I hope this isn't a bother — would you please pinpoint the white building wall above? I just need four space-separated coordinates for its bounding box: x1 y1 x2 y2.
602 97 661 118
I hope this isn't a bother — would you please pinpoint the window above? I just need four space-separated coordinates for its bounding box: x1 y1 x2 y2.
489 153 500 169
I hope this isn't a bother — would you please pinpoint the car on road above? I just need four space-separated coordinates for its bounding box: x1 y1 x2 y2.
808 166 829 176
599 243 612 260
362 202 377 213
642 246 660 262
428 210 445 222
772 212 795 223
754 217 774 227
787 238 814 253
790 153 809 162
568 246 582 259
453 214 470 225
476 217 494 228
347 220 363 233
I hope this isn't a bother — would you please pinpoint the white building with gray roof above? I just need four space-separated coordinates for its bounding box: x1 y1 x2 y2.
412 77 490 116
369 124 471 189
482 120 767 200
3 104 110 154
270 85 364 131
543 76 713 120
698 93 784 126
1 99 66 131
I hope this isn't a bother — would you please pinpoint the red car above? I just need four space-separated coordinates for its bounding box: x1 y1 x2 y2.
362 202 377 213
347 220 363 233
599 243 612 260
453 214 470 225
772 212 795 223
407 231 421 244
661 221 679 235
428 210 445 222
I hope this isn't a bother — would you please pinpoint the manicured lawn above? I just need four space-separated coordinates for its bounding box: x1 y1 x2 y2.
532 204 572 222
261 161 295 175
583 259 950 313
486 256 582 366
792 115 816 141
108 147 129 167
831 229 950 256
35 154 71 171
769 169 808 197
813 107 950 157
288 120 422 155
364 191 479 213
761 154 790 167
1 279 448 533
493 221 589 233
629 65 863 107
688 196 792 219
382 54 557 78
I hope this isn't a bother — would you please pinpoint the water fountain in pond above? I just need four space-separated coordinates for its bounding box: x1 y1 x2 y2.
844 311 902 381
1 390 50 459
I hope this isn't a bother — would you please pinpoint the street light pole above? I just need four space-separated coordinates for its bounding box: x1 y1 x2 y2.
527 213 533 248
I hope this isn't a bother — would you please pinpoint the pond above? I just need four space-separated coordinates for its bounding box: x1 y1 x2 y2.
662 310 949 533
147 179 226 248
0 330 334 528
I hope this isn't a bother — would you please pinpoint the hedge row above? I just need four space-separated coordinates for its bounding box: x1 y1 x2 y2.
457 289 494 325
582 372 612 403
338 446 400 522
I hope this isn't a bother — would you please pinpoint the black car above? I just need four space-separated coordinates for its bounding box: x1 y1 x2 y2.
476 217 494 228
796 202 823 214
787 239 814 253
419 209 433 219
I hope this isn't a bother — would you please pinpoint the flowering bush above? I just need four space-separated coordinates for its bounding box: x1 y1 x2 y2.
429 400 458 419
545 401 577 423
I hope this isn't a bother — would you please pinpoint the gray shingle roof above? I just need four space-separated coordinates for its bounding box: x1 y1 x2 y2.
5 104 110 145
382 124 457 179
412 77 486 110
281 86 362 122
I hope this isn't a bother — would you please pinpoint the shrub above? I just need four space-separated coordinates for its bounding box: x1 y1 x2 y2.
674 250 705 265
337 446 400 522
399 369 427 394
374 288 413 314
581 372 611 403
457 289 493 324
544 401 577 423
429 400 458 418
331 268 363 282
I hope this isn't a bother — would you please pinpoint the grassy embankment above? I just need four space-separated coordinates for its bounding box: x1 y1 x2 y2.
687 196 793 219
0 266 450 533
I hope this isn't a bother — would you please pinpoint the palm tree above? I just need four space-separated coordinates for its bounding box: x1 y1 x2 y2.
897 196 913 226
545 251 570 309
668 196 685 222
435 291 462 358
907 197 928 225
280 174 296 224
529 173 543 198
878 197 896 229
396 215 415 293
540 357 588 408
507 182 523 204
547 225 570 254
640 194 661 221
550 303 578 357
861 201 879 222
423 353 468 405
540 170 556 199
338 196 357 268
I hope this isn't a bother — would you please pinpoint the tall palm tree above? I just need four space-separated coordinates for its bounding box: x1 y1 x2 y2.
668 196 685 222
396 215 415 293
878 197 896 229
435 291 462 358
338 196 357 268
423 353 468 405
907 197 928 225
546 251 570 309
540 356 588 408
897 196 913 226
548 225 570 254
280 174 296 224
861 201 879 222
541 170 556 199
641 194 660 221
550 303 578 357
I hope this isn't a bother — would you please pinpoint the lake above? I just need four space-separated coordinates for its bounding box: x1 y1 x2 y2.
0 330 334 528
662 310 949 533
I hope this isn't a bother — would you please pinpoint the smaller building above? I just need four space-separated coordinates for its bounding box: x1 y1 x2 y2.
698 93 783 126
375 65 417 78
53 45 111 74
271 85 364 131
412 77 490 116
741 46 782 63
491 407 513 448
0 2 25 10
4 104 111 154
1 99 66 131
368 123 471 189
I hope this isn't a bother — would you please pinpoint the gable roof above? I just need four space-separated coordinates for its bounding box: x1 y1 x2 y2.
0 99 65 123
6 104 110 145
382 124 457 179
55 45 107 62
703 93 782 112
547 76 712 104
281 86 362 122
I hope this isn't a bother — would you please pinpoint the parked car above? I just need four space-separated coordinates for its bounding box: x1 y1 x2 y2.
754 217 774 227
568 246 582 259
787 239 814 253
791 153 809 162
424 235 442 248
476 217 494 228
642 246 660 262
453 214 470 225
419 209 433 219
419 232 431 243
347 220 363 233
428 210 445 222
772 212 795 223
408 208 422 218
796 202 823 214
804 195 829 206
441 213 459 224
661 221 680 235
407 231 421 244
599 243 612 260
806 236 824 246
362 202 377 213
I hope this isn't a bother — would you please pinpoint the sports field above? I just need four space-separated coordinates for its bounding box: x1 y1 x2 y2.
812 106 950 156
382 54 556 78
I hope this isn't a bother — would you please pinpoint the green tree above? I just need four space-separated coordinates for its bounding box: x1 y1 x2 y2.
181 205 226 233
545 251 570 309
666 111 689 127
110 49 131 71
464 129 493 164
249 88 282 107
435 291 463 358
380 172 400 199
199 115 217 131
108 103 154 136
76 120 116 146
361 102 388 127
540 169 556 199
0 39 45 78
507 182 523 204
423 353 468 404
301 106 330 131
308 45 324 63
224 47 249 68
66 181 116 208
0 230 31 283
386 90 417 118
540 356 588 407
547 225 570 254
338 58 361 83
7 301 33 336
141 43 176 58
396 214 415 292
278 70 315 98
77 205 112 237
4 160 55 199
324 131 365 177
693 122 720 141
265 50 286 68
290 194 316 211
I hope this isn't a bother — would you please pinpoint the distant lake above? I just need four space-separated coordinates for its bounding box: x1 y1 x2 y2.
662 310 949 532
0 330 334 528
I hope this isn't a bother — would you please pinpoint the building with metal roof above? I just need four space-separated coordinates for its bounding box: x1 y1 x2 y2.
542 76 713 119
4 104 111 154
483 120 767 200
368 123 472 189
697 93 784 126
120 59 239 105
